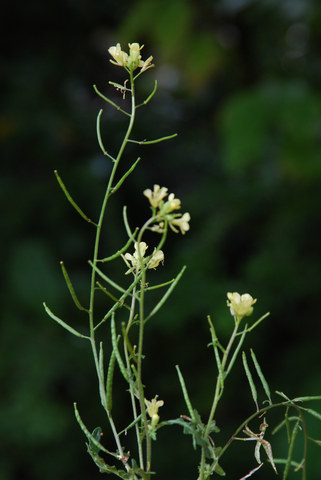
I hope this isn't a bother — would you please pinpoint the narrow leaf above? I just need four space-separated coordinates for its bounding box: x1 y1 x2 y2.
43 302 89 339
250 349 272 404
54 170 96 225
60 261 88 311
242 351 258 411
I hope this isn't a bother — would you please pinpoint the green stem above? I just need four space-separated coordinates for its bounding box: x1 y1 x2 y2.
88 69 137 455
134 219 158 476
137 266 151 473
124 282 145 470
199 320 240 480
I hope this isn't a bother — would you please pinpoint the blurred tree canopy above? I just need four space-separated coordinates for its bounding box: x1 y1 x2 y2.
2 0 321 479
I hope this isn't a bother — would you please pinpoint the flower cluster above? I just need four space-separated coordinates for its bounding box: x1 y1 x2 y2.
226 292 257 322
144 184 191 235
123 242 164 274
108 43 154 72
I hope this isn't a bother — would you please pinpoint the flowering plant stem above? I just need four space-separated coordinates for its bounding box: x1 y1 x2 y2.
44 43 321 480
89 69 137 467
199 320 240 479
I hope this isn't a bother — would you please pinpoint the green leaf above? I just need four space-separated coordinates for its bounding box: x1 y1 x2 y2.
208 420 220 434
88 427 103 455
213 463 226 476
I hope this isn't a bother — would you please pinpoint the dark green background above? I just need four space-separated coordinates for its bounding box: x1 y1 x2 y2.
2 0 321 478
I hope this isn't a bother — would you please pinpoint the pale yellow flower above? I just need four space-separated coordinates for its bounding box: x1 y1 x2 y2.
127 43 142 69
108 43 128 67
123 242 164 274
227 292 257 321
140 55 154 72
108 43 154 72
144 184 168 208
124 241 148 272
144 185 190 235
148 249 164 269
160 193 181 214
170 212 191 235
145 397 164 427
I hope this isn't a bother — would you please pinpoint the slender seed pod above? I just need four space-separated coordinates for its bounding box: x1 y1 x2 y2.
106 349 116 412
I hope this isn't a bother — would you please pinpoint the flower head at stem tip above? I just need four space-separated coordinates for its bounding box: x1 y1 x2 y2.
226 292 257 322
108 43 154 72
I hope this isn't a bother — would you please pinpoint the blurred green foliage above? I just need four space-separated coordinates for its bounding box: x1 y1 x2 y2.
2 0 321 478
